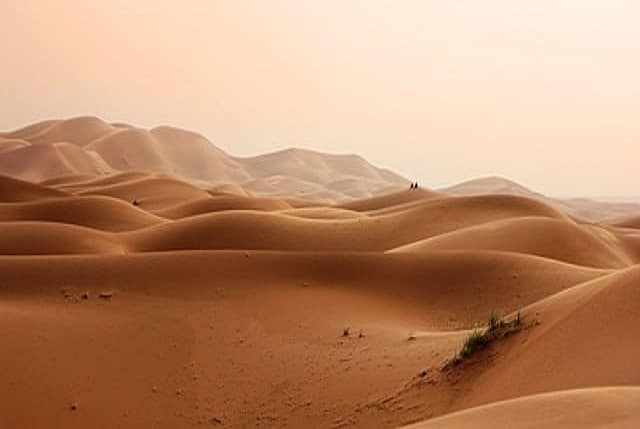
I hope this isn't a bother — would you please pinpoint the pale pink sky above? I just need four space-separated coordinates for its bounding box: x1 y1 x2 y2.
2 0 639 197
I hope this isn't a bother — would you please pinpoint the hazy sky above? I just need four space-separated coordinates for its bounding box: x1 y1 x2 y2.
2 0 639 197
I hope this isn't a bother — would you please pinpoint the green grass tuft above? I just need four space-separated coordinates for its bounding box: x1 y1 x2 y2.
450 310 524 366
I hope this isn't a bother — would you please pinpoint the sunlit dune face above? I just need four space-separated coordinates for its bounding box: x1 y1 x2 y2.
2 0 640 196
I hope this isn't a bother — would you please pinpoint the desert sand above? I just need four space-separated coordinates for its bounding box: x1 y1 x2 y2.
1 118 640 428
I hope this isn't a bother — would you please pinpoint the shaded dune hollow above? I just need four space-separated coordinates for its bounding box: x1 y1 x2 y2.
0 120 638 429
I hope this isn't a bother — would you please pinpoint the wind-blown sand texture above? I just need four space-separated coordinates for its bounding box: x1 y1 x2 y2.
1 119 639 428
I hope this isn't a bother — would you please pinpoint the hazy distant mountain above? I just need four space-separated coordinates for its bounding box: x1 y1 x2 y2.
0 116 408 201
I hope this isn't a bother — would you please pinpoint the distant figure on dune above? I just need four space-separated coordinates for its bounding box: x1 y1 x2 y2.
409 182 419 190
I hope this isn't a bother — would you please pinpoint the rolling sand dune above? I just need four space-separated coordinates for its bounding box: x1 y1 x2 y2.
608 215 640 229
0 174 68 202
0 222 123 254
0 196 164 232
280 206 365 220
1 118 639 428
154 195 291 219
337 188 440 211
76 176 211 210
392 216 634 268
206 183 250 197
52 171 154 189
365 193 566 219
40 173 105 187
0 251 604 320
615 230 640 261
126 194 567 253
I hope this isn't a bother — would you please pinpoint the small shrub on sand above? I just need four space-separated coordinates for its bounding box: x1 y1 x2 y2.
457 326 487 360
487 310 502 332
450 310 523 366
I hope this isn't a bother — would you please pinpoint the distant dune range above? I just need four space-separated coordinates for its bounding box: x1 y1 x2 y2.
2 116 639 221
1 118 640 428
0 116 407 201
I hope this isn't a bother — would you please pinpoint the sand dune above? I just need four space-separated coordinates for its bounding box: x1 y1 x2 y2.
86 126 251 183
281 206 365 220
0 137 31 154
405 388 640 429
615 229 640 262
0 174 67 202
0 249 607 428
447 266 640 413
0 222 123 254
1 118 640 428
206 183 249 197
239 147 407 187
0 250 603 313
0 119 62 140
154 195 291 219
0 142 111 182
53 171 154 189
39 173 104 187
337 188 440 211
125 194 565 252
16 116 115 146
392 216 634 268
76 176 211 210
0 196 163 232
445 176 640 222
367 193 565 219
150 126 252 183
608 215 640 229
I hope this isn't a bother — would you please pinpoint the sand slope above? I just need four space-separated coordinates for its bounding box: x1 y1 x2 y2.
0 174 68 202
154 195 291 219
392 216 634 268
0 222 123 254
447 266 640 414
337 189 440 212
0 196 163 232
404 388 640 429
608 215 640 229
